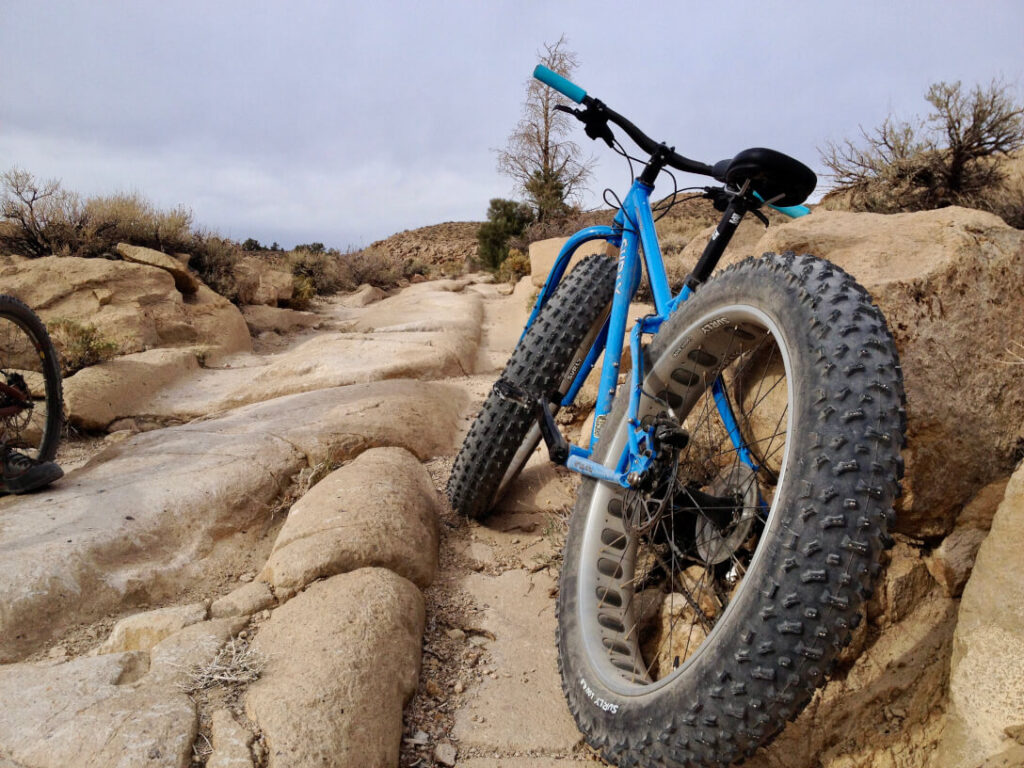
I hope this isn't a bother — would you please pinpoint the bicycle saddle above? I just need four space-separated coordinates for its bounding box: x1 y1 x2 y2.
712 148 817 206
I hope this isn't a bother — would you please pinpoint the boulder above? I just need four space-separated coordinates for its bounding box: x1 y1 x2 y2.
261 447 440 594
529 236 608 288
934 461 1024 767
116 242 199 293
99 601 209 654
235 257 294 306
681 207 1024 538
926 477 1009 597
245 568 424 768
0 255 252 360
337 283 386 307
0 652 196 767
241 305 320 335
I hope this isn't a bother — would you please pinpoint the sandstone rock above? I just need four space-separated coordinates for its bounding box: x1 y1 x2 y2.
146 616 250 687
116 242 199 294
453 568 582 753
926 477 1009 597
245 568 424 768
211 581 276 618
338 283 386 307
341 285 483 338
935 462 1024 767
241 305 321 335
208 709 255 768
63 347 200 430
878 543 934 625
0 379 466 661
0 652 196 767
99 602 209 654
0 255 252 360
529 236 607 287
261 447 440 593
694 207 1024 538
235 257 294 306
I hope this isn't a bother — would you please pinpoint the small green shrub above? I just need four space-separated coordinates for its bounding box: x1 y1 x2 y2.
289 274 316 310
49 319 120 376
477 198 534 271
496 247 530 283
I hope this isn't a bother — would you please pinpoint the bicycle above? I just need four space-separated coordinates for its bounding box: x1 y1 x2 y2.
447 66 905 767
1 294 64 491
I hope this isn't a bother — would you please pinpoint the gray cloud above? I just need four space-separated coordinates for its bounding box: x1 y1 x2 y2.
2 0 1021 248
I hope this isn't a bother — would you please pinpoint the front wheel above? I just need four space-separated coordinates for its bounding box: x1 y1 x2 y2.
447 252 617 519
0 294 64 462
557 253 905 768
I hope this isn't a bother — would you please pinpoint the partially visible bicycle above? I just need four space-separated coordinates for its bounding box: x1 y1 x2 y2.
1 294 64 492
448 66 905 767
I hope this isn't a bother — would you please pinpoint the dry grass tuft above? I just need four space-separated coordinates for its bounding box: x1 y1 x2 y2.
180 636 267 694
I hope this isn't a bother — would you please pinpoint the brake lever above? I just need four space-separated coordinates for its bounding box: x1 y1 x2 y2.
556 104 614 148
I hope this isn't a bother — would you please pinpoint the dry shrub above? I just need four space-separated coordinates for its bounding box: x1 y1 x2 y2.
81 193 193 257
49 318 120 376
290 249 347 295
180 636 266 694
188 235 242 302
341 247 427 290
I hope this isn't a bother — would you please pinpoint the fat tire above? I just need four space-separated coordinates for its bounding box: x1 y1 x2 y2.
447 253 617 519
557 253 905 768
0 294 64 462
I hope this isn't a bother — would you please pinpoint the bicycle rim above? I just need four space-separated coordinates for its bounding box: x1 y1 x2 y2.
575 304 794 696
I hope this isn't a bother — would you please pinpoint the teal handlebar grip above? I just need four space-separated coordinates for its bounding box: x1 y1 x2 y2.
533 65 587 104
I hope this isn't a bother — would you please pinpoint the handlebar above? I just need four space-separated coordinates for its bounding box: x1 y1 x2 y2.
532 65 714 178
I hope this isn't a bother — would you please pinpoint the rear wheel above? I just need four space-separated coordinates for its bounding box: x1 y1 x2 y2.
447 253 617 519
557 253 905 767
0 295 64 462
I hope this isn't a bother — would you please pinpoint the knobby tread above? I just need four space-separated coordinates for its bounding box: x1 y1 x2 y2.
447 253 617 519
557 252 905 768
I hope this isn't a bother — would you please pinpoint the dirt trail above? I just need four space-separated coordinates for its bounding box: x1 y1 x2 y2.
400 282 605 768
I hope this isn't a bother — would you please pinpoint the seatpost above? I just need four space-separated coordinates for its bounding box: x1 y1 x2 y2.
684 191 749 290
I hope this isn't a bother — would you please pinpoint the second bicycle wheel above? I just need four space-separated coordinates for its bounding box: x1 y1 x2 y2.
0 295 64 462
557 253 905 768
447 252 617 519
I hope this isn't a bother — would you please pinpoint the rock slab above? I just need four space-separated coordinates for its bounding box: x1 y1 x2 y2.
245 568 424 768
935 461 1024 767
0 652 196 768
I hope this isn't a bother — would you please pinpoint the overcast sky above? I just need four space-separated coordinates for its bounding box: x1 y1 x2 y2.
2 1 1022 250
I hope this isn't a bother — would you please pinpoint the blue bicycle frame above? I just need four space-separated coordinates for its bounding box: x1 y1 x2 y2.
521 179 806 489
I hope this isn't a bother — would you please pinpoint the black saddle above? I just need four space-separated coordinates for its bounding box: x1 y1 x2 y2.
712 148 816 207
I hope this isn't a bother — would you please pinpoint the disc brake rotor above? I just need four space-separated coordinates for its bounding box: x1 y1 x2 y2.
694 464 760 564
